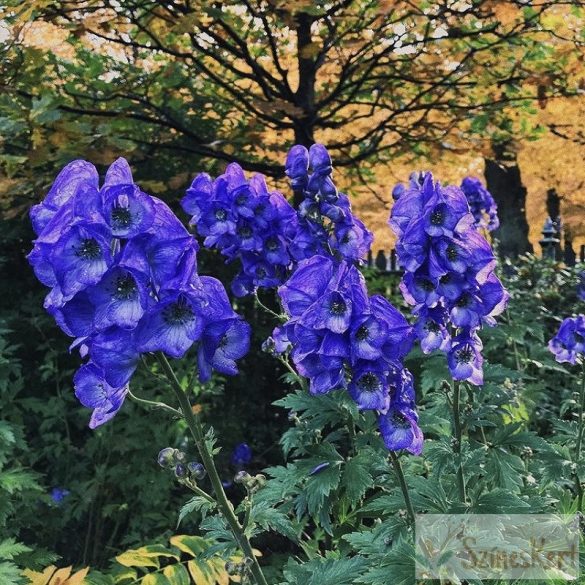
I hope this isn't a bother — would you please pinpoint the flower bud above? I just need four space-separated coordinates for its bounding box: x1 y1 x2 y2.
175 463 187 478
234 470 251 484
187 461 206 480
157 447 175 468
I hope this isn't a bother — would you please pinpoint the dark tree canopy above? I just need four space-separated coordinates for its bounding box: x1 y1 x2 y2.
1 0 583 191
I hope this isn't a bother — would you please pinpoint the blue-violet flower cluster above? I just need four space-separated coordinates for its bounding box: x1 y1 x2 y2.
181 145 373 297
460 176 499 232
389 173 509 385
270 255 422 455
29 159 250 428
548 316 585 364
182 164 298 297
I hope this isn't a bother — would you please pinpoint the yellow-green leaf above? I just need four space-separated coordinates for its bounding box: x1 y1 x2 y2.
169 535 208 557
116 545 178 569
162 564 190 585
141 574 168 585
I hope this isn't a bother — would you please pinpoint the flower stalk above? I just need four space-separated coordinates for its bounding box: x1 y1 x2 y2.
575 361 585 511
389 451 415 524
452 380 467 503
157 353 268 585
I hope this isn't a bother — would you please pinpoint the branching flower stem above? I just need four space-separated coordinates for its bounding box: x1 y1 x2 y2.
127 389 182 417
452 379 467 504
156 353 269 585
389 451 415 524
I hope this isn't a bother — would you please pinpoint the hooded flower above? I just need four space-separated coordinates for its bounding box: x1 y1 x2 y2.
460 176 499 231
548 315 585 364
378 403 423 455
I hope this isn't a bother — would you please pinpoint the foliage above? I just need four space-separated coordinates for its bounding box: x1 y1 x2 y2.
0 0 583 205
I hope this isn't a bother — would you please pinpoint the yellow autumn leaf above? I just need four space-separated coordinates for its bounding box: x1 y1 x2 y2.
22 565 89 585
22 566 57 585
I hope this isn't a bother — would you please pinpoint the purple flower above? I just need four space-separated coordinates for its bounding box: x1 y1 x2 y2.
74 363 128 429
197 318 251 382
348 361 390 411
30 158 250 430
90 327 139 388
231 443 253 467
50 487 71 504
103 184 155 238
548 316 585 364
389 171 507 387
136 290 206 359
378 404 423 455
447 334 484 385
422 184 474 238
87 267 150 331
285 145 309 190
50 223 113 300
415 307 451 354
460 177 499 231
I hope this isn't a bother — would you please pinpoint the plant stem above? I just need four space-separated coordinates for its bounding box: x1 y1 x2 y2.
452 380 467 503
575 361 585 511
575 361 585 462
184 479 215 504
254 291 284 321
389 451 415 524
127 389 182 417
157 354 269 585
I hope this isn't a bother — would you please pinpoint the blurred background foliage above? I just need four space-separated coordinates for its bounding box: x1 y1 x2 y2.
0 0 585 580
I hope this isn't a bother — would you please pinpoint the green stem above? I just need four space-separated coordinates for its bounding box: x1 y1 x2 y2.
157 354 269 585
127 389 182 417
575 361 585 462
254 291 285 321
277 356 308 393
452 380 467 503
389 451 415 524
184 478 215 504
574 361 585 511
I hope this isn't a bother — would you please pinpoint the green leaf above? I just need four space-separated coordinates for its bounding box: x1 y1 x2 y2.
471 488 531 512
248 501 298 541
115 545 179 569
305 463 341 516
0 539 31 561
162 564 190 585
177 496 215 527
169 535 209 557
342 454 374 506
0 561 25 585
141 574 168 585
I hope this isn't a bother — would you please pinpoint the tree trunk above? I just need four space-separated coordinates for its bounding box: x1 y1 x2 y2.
484 144 532 258
293 12 316 206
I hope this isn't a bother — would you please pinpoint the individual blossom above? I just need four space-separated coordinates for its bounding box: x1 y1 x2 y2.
378 403 423 455
50 487 71 505
29 158 250 428
447 331 484 386
548 316 585 364
389 172 508 386
460 176 499 231
231 443 253 467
